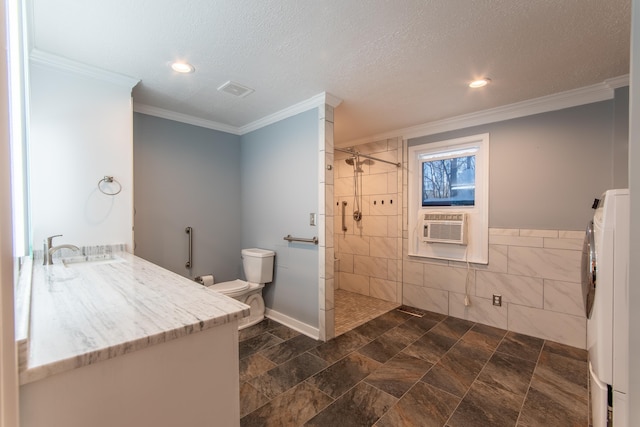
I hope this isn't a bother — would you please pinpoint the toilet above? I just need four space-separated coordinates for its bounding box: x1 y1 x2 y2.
207 248 275 330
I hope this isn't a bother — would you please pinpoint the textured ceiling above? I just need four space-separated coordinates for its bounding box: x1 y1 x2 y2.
30 0 631 144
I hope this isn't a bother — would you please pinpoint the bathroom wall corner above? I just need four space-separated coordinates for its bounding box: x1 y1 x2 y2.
319 105 335 341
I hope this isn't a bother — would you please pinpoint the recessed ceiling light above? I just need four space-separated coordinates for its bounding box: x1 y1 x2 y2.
469 78 491 88
171 62 195 74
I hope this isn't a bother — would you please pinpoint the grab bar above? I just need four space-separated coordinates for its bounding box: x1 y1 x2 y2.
185 226 193 268
341 201 348 232
283 235 318 245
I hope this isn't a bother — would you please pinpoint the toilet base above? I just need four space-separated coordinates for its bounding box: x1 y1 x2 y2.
209 282 265 330
235 287 265 329
238 312 265 330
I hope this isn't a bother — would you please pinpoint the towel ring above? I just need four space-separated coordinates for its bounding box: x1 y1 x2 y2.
98 176 122 196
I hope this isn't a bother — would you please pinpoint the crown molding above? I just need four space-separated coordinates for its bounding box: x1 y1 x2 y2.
605 74 630 89
324 92 344 108
239 92 342 135
342 76 628 146
133 104 241 135
134 92 342 136
30 49 140 89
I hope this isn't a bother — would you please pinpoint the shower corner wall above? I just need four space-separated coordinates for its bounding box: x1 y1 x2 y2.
333 137 403 307
318 104 335 342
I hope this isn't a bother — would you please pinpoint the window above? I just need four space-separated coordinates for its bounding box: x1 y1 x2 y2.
421 149 476 207
8 0 30 257
408 134 489 264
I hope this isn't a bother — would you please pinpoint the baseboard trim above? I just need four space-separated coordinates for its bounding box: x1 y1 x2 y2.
265 308 319 340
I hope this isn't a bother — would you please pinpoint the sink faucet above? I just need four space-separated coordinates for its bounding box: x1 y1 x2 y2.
43 234 79 265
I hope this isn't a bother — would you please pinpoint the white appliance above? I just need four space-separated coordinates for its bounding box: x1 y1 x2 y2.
421 212 468 245
583 189 629 427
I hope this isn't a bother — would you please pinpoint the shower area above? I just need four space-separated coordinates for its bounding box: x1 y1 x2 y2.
333 138 403 335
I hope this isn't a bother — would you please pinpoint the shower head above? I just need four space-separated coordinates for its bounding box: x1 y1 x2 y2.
346 155 363 172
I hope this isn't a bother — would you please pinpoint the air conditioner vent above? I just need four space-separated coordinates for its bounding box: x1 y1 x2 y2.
422 212 468 245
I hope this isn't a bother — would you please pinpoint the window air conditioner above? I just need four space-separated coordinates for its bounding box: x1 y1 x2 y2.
421 212 468 245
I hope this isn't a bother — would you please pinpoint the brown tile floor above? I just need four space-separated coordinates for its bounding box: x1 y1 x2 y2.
239 307 590 427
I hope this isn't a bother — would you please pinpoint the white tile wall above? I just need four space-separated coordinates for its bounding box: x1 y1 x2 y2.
543 237 583 250
448 293 508 329
370 278 397 301
334 138 402 304
489 234 544 247
508 246 581 282
319 105 335 341
339 253 354 273
544 279 584 317
402 226 587 349
422 263 475 295
475 271 543 308
340 235 371 256
370 236 397 259
354 254 388 279
362 216 388 237
403 283 449 314
339 271 370 294
508 304 585 348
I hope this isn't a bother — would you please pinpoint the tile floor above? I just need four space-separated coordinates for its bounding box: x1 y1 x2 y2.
238 307 589 426
334 289 400 336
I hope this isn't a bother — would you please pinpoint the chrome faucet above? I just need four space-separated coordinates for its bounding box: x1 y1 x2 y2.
43 234 79 265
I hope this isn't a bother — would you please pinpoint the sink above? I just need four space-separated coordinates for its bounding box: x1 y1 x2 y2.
62 253 125 268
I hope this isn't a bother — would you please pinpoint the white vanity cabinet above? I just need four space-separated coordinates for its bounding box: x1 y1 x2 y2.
19 252 249 427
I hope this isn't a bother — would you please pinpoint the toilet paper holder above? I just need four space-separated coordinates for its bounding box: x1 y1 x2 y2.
195 275 214 286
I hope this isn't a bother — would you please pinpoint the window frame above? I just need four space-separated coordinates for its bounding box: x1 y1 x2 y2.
408 133 489 264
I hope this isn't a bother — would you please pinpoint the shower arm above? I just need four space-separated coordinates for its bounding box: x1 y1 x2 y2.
334 148 401 168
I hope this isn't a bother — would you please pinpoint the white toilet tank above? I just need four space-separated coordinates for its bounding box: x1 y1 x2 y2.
241 248 275 284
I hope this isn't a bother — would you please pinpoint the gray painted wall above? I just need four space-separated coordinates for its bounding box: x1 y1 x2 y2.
133 108 321 329
133 113 243 281
240 109 319 328
409 96 627 230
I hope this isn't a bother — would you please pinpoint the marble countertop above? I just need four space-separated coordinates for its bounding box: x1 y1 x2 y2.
20 251 249 385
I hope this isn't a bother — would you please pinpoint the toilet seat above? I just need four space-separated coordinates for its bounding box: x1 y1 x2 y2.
209 279 249 296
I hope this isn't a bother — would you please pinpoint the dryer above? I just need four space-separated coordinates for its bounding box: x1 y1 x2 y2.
583 189 629 427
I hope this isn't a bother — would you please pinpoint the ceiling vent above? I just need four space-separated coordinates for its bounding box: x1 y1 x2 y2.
217 81 254 98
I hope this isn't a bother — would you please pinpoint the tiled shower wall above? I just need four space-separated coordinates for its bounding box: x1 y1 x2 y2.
334 138 403 304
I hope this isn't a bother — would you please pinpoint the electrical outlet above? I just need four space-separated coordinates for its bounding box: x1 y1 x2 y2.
492 294 502 307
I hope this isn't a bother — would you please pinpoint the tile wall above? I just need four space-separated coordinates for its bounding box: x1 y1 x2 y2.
334 138 403 304
319 105 335 341
401 227 586 348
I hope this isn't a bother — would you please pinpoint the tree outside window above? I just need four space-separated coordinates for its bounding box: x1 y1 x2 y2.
422 155 475 206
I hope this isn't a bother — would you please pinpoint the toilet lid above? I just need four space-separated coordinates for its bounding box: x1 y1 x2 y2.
210 279 249 294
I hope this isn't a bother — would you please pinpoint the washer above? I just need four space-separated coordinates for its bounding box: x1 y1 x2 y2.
583 189 629 427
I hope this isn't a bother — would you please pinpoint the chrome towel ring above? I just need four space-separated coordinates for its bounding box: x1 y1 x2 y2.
98 176 122 196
